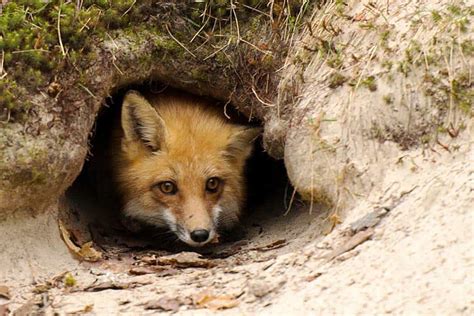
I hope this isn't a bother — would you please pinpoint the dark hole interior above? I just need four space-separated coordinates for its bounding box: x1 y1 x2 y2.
64 84 317 259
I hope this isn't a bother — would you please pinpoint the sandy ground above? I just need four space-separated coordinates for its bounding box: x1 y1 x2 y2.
1 138 472 315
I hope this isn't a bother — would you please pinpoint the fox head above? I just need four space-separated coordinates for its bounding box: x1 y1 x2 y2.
115 90 260 247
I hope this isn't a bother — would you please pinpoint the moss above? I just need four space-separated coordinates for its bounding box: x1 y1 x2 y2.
383 94 394 105
154 36 181 53
398 60 410 77
0 0 150 120
328 72 346 89
422 69 473 115
327 54 343 69
382 60 393 71
0 78 31 121
460 39 474 55
186 0 311 34
1 0 313 123
380 29 391 51
451 72 473 114
360 76 377 92
431 10 442 23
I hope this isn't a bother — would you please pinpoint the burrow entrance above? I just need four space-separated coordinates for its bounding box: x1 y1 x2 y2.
62 84 331 266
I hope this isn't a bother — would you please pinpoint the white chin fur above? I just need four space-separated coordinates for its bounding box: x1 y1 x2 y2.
212 205 223 226
162 208 177 232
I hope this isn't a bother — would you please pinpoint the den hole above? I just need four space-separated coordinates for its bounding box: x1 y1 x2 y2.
63 84 328 262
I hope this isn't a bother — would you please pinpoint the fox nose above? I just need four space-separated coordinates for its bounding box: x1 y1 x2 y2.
190 229 210 243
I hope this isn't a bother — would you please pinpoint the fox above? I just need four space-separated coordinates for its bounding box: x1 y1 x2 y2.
110 90 260 247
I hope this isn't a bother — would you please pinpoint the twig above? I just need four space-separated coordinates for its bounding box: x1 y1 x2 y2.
240 38 273 56
229 0 241 42
190 12 211 43
78 83 97 99
121 0 136 17
241 4 271 18
11 49 49 54
165 25 196 58
57 5 66 56
0 50 6 79
251 86 275 107
284 187 297 216
203 38 231 61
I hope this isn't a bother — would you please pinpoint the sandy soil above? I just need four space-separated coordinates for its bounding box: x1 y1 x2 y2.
1 139 472 315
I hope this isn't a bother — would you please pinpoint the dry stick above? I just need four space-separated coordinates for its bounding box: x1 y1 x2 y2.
190 12 211 43
287 0 310 43
165 25 196 58
284 187 297 216
78 16 92 32
241 4 271 18
121 0 136 17
78 83 97 99
203 38 231 61
240 38 272 55
251 86 275 107
57 5 66 56
222 86 237 120
268 0 275 24
0 50 6 79
442 44 455 128
353 45 378 89
230 0 241 42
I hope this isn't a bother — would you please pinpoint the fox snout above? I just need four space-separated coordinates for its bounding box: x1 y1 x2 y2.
164 206 219 247
176 225 216 246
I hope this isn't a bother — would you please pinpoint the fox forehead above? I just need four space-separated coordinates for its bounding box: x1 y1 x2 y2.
142 151 232 184
156 104 237 152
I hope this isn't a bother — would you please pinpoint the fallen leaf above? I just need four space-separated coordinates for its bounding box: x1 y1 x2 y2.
78 242 103 262
66 304 94 314
0 286 10 300
84 279 151 292
32 284 52 294
353 12 366 21
59 220 102 262
305 272 323 282
350 207 390 234
129 266 179 277
139 256 157 265
194 291 238 311
84 304 94 313
156 252 216 268
325 228 374 261
144 297 182 312
250 239 287 251
129 267 156 275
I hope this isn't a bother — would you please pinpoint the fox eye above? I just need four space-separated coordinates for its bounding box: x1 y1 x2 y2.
205 177 221 193
155 181 177 195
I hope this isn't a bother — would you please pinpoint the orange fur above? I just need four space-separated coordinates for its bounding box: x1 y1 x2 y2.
111 90 260 246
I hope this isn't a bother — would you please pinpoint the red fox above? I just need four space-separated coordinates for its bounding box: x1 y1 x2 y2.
111 90 260 247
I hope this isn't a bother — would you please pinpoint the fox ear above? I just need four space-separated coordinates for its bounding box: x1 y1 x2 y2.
121 90 165 152
225 126 262 162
